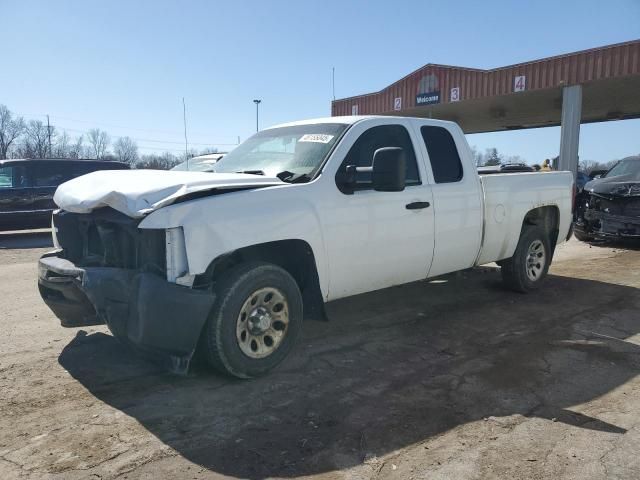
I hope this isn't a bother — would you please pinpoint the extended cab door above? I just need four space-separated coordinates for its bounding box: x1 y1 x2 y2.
411 122 483 278
321 120 435 300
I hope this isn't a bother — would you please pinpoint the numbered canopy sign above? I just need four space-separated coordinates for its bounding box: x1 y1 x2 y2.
351 105 359 115
450 87 460 102
514 75 526 92
394 97 402 111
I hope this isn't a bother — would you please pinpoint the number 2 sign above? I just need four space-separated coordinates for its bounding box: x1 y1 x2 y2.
514 75 526 92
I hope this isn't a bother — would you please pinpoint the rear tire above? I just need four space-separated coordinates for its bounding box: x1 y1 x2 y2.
501 226 551 293
200 261 303 378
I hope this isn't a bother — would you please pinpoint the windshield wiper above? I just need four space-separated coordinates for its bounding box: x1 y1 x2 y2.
277 171 312 184
234 170 265 176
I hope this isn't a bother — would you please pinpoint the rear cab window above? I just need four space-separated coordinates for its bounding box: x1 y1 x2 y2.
33 163 75 187
420 126 463 183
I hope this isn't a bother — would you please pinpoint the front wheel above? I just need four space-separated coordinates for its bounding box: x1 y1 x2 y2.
199 261 303 378
501 226 551 293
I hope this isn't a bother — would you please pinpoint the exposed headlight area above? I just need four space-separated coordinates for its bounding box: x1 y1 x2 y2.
52 208 166 274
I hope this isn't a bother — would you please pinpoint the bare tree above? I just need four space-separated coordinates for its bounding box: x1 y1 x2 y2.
68 135 85 159
483 148 502 166
136 152 180 170
469 145 484 166
22 120 52 158
113 136 138 165
87 128 110 159
54 130 71 158
0 105 26 159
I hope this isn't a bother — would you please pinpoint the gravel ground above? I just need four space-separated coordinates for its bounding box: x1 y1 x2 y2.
1 232 639 480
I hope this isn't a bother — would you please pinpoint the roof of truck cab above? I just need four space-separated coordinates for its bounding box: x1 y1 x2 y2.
267 115 457 130
0 158 129 168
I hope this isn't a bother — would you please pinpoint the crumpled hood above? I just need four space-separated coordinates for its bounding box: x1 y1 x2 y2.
585 173 640 197
54 169 283 218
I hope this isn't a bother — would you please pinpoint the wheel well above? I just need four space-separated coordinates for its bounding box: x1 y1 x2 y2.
522 206 560 255
198 240 326 321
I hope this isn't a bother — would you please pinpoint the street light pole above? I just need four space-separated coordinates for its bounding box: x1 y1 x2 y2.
253 99 261 132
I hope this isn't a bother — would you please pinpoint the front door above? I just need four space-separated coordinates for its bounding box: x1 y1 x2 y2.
0 164 33 230
321 122 435 300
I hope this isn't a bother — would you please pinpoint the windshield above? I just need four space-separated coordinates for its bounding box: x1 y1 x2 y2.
605 158 640 179
212 123 348 180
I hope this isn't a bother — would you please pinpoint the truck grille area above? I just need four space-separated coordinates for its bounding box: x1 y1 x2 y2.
590 195 640 217
53 208 166 274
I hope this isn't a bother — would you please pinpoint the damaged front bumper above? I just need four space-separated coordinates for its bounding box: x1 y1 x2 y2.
578 210 640 239
581 210 640 238
38 253 215 373
574 190 640 239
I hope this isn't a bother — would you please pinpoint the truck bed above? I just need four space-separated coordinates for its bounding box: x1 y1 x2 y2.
476 171 574 265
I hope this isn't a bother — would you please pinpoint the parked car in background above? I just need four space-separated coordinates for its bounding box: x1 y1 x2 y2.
574 155 640 241
477 163 535 174
576 170 590 191
589 169 608 179
171 153 226 172
0 159 129 231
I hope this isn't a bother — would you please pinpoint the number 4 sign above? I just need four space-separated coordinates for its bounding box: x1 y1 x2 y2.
514 75 526 92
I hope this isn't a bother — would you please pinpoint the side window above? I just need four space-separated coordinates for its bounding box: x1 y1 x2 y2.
33 164 73 187
69 163 95 178
338 125 420 191
0 166 28 188
420 126 463 183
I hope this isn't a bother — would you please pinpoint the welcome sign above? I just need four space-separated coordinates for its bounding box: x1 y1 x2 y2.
415 91 440 105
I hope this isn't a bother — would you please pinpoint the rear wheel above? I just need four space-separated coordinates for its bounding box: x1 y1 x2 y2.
501 226 551 293
200 261 303 378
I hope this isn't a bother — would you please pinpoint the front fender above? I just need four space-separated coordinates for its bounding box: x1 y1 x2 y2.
139 185 329 298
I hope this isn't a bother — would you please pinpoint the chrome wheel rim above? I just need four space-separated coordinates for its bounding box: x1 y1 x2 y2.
236 287 289 359
526 239 546 281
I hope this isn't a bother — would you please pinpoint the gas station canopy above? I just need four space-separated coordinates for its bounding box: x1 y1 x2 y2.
331 40 640 134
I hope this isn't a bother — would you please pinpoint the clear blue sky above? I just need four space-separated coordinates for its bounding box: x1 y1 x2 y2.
1 0 639 163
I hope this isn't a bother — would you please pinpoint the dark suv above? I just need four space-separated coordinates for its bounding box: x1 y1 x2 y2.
0 159 129 231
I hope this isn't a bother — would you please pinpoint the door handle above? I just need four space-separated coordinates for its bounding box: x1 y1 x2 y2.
405 201 430 210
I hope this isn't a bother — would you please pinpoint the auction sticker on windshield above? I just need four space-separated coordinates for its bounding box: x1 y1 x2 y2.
299 134 334 143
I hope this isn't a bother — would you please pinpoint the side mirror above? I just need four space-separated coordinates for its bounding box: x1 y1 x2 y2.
371 147 406 192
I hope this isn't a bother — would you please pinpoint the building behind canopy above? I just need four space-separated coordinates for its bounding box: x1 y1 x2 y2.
331 40 640 177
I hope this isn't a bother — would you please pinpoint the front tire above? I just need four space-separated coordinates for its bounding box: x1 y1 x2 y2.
501 226 551 293
200 261 303 378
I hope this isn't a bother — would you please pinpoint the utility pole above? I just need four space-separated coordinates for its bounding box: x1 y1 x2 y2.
182 97 189 168
332 67 335 101
253 99 261 132
46 115 52 158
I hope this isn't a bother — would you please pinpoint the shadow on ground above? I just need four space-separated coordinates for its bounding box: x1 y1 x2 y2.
0 230 52 249
58 265 640 479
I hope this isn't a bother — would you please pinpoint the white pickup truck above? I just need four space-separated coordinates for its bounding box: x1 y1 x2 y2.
38 116 573 377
